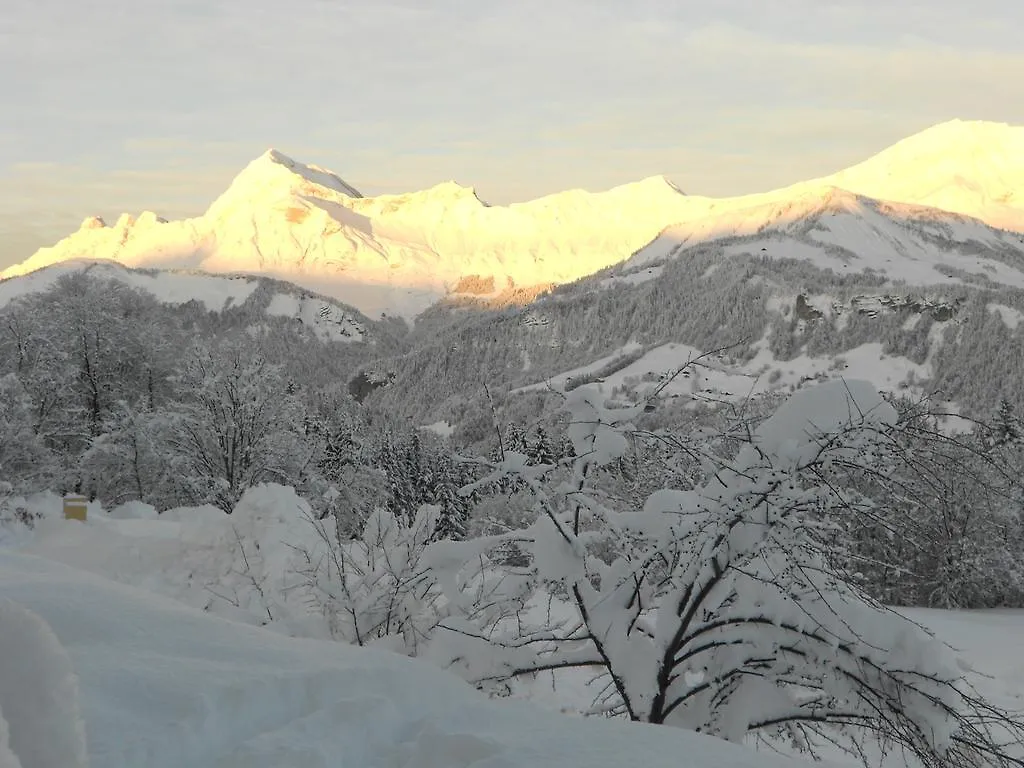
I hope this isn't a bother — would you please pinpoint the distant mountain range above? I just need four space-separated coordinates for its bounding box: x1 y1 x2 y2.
4 119 1023 319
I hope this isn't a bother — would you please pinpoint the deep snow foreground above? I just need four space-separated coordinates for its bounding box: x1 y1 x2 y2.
5 476 1024 766
0 552 804 768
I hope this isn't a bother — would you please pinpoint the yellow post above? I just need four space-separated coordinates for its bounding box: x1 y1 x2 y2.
63 495 88 522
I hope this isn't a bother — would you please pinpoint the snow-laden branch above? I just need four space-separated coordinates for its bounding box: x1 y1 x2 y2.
425 378 1024 768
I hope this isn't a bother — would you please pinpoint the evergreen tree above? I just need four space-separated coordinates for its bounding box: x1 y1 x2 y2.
378 430 415 521
404 428 428 511
528 425 557 465
993 398 1022 448
503 422 527 456
429 455 469 541
490 422 529 493
319 426 356 482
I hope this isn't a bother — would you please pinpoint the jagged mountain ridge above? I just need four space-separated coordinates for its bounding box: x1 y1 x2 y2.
4 119 1024 319
4 153 691 319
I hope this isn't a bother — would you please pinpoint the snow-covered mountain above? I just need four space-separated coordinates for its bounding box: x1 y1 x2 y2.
2 153 691 319
4 119 1023 319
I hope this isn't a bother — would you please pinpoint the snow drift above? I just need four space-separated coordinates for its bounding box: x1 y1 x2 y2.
0 598 88 768
0 551 803 768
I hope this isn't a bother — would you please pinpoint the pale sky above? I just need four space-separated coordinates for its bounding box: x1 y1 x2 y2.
2 0 1024 268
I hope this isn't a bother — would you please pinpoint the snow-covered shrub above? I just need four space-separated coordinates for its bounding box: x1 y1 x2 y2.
0 486 48 547
843 394 1024 609
294 497 531 657
189 485 319 626
295 505 449 655
426 379 1024 768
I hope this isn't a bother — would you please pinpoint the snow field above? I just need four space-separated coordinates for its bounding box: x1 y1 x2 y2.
514 337 935 407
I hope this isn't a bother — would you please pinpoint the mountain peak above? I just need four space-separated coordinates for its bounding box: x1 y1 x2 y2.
256 148 362 197
527 175 686 210
822 119 1024 222
207 149 362 217
425 180 484 202
260 147 295 165
866 119 1021 162
904 117 1015 138
636 174 685 195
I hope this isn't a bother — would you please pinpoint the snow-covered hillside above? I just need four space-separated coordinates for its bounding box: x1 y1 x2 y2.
623 186 1024 289
4 120 1023 319
512 335 946 415
0 548 805 768
0 260 370 343
0 260 258 313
